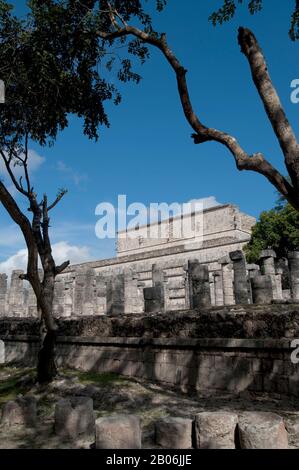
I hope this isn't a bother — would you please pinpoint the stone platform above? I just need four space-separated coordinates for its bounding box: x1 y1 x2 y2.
1 304 299 397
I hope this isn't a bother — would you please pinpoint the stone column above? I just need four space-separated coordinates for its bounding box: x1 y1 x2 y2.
251 275 273 304
73 267 96 316
0 274 8 317
63 277 74 318
152 264 165 287
53 277 65 318
209 273 215 306
125 268 144 313
26 269 43 318
288 251 299 302
73 268 86 316
27 284 38 318
213 271 224 306
0 340 4 364
219 256 235 306
247 264 260 279
106 273 125 316
260 249 283 300
7 270 25 317
274 265 284 301
188 260 211 309
95 274 107 315
183 267 190 309
246 264 260 303
229 251 250 304
82 268 96 315
143 265 165 313
143 285 165 313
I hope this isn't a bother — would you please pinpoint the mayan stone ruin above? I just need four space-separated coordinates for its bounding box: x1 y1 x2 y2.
0 203 297 319
1 202 299 450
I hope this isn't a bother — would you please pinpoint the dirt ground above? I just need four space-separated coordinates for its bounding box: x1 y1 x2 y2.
1 365 299 449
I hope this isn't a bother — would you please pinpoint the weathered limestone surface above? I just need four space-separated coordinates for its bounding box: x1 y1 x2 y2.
0 274 7 316
238 412 288 449
73 268 96 316
95 274 107 315
144 285 165 313
155 417 193 449
54 397 94 439
2 305 299 397
288 252 299 301
219 256 235 305
95 414 141 449
195 412 238 449
7 270 25 317
213 271 223 306
229 251 250 304
251 275 273 305
1 396 37 427
117 204 255 257
0 339 4 364
144 265 165 313
247 264 260 279
188 261 211 308
260 250 283 301
106 274 125 316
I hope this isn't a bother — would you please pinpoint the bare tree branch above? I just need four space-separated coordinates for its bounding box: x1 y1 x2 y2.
98 12 299 210
48 189 68 212
55 260 70 275
238 27 299 189
0 148 30 197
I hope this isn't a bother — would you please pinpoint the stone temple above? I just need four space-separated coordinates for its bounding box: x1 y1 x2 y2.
0 201 298 318
0 203 255 317
1 200 299 412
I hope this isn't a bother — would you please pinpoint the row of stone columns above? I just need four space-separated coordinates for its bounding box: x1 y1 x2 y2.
184 250 299 310
0 266 145 318
1 249 299 317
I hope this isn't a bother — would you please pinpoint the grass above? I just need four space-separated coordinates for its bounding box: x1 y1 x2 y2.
0 367 34 406
63 369 131 386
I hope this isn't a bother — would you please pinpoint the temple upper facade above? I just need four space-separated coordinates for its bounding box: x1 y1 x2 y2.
117 204 255 257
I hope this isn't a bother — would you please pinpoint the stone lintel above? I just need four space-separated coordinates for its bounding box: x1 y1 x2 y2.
260 249 277 259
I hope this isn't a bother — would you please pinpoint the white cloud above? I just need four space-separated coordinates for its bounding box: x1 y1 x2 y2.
0 221 95 251
0 149 45 197
0 149 45 178
51 241 91 266
56 160 88 187
185 196 221 211
0 241 92 279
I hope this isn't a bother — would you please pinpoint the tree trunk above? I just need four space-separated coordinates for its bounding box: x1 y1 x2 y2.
37 329 57 383
36 273 58 384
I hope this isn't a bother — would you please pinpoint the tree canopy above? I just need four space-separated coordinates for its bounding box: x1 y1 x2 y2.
0 0 166 382
0 0 167 147
245 201 299 263
209 0 299 41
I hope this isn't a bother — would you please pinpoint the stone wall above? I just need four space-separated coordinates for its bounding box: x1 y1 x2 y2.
0 248 298 319
1 305 299 397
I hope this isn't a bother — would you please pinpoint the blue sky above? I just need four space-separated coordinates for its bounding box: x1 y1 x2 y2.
0 0 298 273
